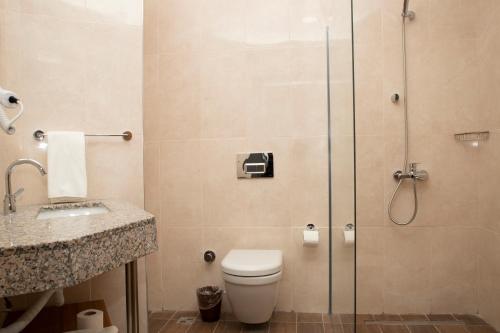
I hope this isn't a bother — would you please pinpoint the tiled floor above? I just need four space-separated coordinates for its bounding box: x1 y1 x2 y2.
148 312 498 333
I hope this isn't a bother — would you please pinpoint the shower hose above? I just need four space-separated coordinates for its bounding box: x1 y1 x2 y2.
387 13 419 226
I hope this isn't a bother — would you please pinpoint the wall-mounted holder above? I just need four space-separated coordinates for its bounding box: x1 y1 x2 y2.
303 224 319 246
454 131 489 142
391 93 400 104
344 223 355 245
236 152 273 179
204 250 216 263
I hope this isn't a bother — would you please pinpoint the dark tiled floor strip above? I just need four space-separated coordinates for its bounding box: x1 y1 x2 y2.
148 312 498 333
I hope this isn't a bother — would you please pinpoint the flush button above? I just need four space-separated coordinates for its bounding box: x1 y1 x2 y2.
237 153 274 179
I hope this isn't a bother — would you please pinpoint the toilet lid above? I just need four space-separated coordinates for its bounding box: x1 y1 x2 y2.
221 249 283 277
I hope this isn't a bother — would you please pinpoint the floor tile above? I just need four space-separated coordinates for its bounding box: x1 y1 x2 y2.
174 311 199 320
355 324 383 333
271 311 296 323
357 315 375 324
150 311 177 320
343 324 354 333
214 321 243 333
241 323 269 333
149 318 169 333
344 324 383 333
401 315 429 321
160 321 191 333
221 313 239 322
452 315 487 325
323 314 342 325
407 325 439 333
298 312 323 323
325 324 344 333
269 322 296 333
428 315 456 322
298 323 324 333
435 325 469 333
466 326 497 333
381 324 410 333
186 321 218 333
375 314 402 321
341 314 355 324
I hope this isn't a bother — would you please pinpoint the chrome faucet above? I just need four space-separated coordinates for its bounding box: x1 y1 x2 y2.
393 162 428 181
4 159 47 215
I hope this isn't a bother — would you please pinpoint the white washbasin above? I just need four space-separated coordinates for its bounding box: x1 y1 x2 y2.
36 204 110 220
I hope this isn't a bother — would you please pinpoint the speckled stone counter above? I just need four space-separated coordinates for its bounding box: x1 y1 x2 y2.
0 200 157 297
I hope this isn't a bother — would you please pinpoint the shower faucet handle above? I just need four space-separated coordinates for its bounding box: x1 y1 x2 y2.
410 163 428 181
393 163 428 181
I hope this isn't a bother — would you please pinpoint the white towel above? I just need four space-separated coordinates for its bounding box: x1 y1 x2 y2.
47 131 87 202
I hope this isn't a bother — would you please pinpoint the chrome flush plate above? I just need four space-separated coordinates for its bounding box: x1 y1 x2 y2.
236 152 274 179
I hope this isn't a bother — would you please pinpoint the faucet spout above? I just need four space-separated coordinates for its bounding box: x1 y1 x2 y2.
4 159 47 215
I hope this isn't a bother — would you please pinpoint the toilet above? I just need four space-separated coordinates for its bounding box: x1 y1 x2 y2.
221 249 283 324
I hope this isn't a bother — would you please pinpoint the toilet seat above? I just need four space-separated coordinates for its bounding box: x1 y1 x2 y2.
221 249 282 277
223 271 282 285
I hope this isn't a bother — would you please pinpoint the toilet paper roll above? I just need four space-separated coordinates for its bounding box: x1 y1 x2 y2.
76 309 104 330
303 229 319 246
344 229 355 245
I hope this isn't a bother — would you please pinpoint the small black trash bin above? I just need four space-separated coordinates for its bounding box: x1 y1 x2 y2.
196 286 223 322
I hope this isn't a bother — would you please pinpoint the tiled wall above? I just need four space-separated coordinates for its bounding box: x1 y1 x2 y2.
477 0 500 330
0 1 144 331
354 0 499 325
143 0 355 314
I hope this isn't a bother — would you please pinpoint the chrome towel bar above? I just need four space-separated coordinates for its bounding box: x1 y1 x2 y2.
33 129 133 141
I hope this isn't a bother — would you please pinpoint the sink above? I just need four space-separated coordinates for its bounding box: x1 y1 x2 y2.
36 203 110 220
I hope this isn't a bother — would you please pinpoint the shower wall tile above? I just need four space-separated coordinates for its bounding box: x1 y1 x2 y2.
356 227 385 313
383 227 433 313
477 1 500 328
356 135 385 226
355 0 495 322
429 227 479 313
245 0 290 46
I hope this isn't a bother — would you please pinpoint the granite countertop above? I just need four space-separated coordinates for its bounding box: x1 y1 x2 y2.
0 200 157 297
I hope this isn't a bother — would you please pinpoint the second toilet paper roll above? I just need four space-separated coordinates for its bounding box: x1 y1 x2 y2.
303 229 319 246
77 309 104 330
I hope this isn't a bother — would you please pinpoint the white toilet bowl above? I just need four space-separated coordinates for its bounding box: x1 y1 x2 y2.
221 249 283 324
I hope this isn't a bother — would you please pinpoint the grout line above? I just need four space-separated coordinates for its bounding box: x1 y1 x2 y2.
212 320 220 333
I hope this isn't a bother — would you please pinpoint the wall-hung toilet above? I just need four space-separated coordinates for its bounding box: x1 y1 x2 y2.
221 249 283 324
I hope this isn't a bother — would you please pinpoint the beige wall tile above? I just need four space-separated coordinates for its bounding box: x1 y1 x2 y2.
383 227 432 313
160 140 203 226
145 0 355 317
332 227 355 313
292 227 329 313
430 227 479 313
356 227 384 313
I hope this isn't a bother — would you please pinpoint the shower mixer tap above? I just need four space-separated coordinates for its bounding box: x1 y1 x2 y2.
393 163 428 181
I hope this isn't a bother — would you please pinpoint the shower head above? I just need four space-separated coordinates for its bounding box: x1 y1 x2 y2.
402 0 415 20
